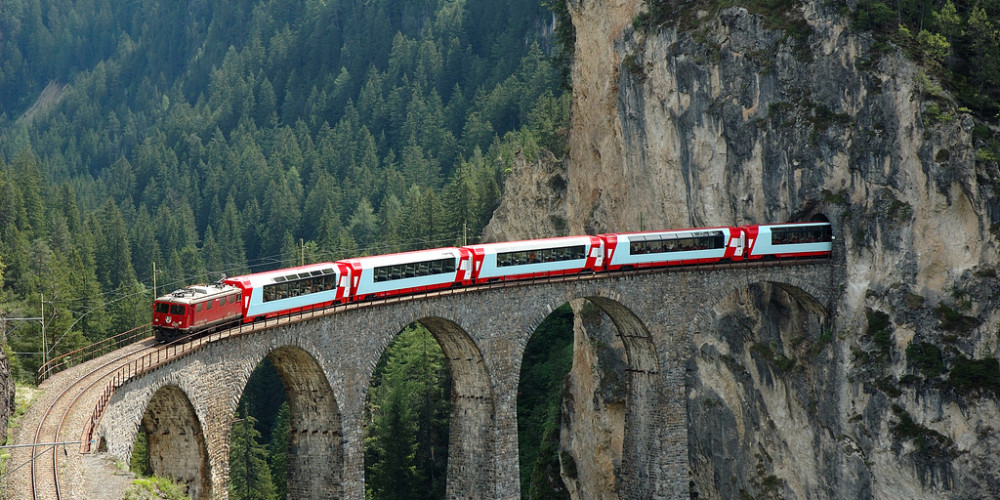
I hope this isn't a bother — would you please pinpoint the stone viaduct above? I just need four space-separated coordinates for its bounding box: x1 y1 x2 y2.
95 259 838 499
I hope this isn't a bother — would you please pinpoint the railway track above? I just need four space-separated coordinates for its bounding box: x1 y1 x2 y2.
4 336 158 500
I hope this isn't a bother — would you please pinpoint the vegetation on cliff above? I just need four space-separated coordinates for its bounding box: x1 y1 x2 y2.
636 0 1000 123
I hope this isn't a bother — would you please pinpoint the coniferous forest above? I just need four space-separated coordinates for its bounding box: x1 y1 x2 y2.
0 0 576 498
0 0 571 373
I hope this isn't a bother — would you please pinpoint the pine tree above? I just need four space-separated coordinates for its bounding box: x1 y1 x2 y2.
365 325 451 500
229 406 276 500
348 198 379 251
269 402 291 500
95 200 136 289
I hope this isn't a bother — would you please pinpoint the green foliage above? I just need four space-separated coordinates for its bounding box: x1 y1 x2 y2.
0 0 569 382
751 342 796 372
518 303 574 498
905 342 945 378
124 476 192 500
889 404 954 457
365 324 451 500
130 431 152 477
934 302 980 332
854 0 1000 117
229 407 277 500
269 402 291 500
948 356 1000 397
866 309 893 353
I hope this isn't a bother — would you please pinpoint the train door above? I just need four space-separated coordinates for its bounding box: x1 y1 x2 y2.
733 229 746 259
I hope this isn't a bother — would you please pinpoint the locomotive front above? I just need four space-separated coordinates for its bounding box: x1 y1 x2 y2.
152 283 243 342
152 292 195 341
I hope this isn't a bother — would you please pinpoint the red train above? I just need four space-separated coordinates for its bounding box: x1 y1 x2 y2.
153 221 832 341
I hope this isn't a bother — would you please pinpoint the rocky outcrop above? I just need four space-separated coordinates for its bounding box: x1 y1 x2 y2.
1 346 13 441
488 0 1000 497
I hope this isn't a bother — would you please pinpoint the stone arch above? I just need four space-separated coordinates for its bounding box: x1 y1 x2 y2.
259 345 343 500
692 276 829 334
520 291 661 498
521 292 659 375
685 276 831 500
400 316 495 499
140 384 211 499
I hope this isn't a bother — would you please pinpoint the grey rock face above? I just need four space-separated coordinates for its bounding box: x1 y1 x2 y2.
525 0 1000 498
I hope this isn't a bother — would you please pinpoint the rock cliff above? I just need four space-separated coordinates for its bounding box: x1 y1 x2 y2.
0 347 13 443
485 0 1000 497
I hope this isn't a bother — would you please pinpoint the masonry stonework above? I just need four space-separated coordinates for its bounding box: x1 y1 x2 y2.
96 261 836 499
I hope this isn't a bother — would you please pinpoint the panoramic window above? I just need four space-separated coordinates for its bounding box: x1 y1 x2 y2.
496 245 586 267
771 225 832 245
263 269 340 302
373 258 456 282
628 231 725 254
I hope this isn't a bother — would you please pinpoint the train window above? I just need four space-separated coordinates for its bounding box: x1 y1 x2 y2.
771 225 831 245
496 245 586 266
373 258 454 282
630 232 724 254
155 303 170 314
196 303 203 312
170 304 186 315
206 300 213 310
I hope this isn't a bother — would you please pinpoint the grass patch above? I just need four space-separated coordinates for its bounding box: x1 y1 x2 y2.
124 476 191 500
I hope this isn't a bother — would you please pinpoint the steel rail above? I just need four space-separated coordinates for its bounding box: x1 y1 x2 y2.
28 337 160 500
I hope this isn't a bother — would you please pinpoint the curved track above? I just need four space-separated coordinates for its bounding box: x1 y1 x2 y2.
10 337 160 500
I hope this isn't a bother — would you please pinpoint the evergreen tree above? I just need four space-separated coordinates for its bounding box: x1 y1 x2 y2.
269 402 291 500
229 407 276 500
348 197 379 251
97 199 136 288
365 325 450 500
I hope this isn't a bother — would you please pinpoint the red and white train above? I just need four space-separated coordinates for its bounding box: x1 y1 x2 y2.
152 221 832 341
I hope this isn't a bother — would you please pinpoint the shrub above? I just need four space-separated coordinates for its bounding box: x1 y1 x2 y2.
949 356 1000 397
905 342 945 377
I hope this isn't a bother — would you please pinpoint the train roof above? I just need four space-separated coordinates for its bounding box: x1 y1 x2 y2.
338 247 464 267
155 283 241 304
464 235 598 253
224 262 340 288
607 227 733 241
757 221 831 228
